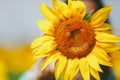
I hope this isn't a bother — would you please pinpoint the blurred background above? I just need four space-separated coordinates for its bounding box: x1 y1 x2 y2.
0 0 120 80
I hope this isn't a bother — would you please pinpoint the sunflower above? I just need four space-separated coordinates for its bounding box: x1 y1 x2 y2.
31 0 120 80
0 61 7 80
110 50 120 80
0 45 34 73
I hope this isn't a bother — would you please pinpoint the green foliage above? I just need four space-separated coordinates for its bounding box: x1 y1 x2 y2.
83 13 91 23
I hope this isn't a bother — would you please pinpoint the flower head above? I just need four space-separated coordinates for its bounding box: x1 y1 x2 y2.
31 0 120 80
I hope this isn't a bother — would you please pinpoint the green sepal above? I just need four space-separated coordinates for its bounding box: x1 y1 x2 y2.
83 13 91 23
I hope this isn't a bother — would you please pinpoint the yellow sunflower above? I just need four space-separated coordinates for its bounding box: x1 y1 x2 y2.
110 50 120 80
0 45 34 73
0 61 7 80
31 0 120 80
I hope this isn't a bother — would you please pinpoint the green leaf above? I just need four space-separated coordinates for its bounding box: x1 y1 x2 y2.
83 13 91 23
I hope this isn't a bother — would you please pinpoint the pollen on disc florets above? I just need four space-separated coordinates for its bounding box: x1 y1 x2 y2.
54 17 96 59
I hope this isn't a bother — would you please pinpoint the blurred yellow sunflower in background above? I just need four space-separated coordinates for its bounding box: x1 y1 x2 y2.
0 45 34 80
0 61 7 80
0 45 34 73
31 0 120 80
110 50 120 80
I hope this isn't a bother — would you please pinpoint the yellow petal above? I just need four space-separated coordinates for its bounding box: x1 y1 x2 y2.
37 20 54 35
40 3 59 24
96 42 120 53
96 32 120 42
68 0 86 18
33 51 51 60
31 35 55 49
54 55 67 80
105 46 120 52
87 54 103 72
63 59 77 80
32 39 56 56
94 23 112 31
52 0 70 19
96 42 116 48
92 46 110 61
90 67 100 80
91 5 112 27
69 58 79 80
79 58 90 80
41 51 60 71
97 57 112 67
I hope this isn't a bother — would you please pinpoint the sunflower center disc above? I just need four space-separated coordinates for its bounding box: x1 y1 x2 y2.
55 18 96 59
70 29 82 45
